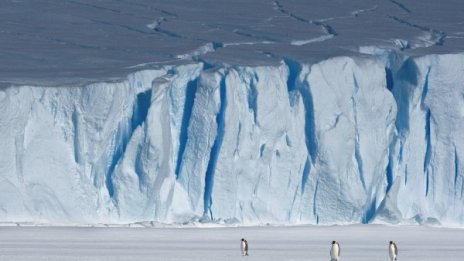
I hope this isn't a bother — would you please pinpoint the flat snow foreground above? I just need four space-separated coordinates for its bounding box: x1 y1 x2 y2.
0 225 463 261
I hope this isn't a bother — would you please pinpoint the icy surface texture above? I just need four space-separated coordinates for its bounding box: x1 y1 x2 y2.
1 52 464 225
1 0 464 87
0 225 463 261
1 0 464 225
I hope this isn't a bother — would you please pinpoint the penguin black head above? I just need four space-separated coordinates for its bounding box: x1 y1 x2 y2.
389 241 393 244
332 241 336 244
241 238 245 241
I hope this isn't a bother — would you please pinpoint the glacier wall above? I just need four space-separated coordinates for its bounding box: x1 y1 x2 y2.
1 52 463 225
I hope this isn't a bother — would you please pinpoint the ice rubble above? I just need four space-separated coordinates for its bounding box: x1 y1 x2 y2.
1 51 463 225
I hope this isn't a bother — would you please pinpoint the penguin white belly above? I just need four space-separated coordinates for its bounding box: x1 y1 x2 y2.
241 241 247 255
389 245 397 260
330 244 339 260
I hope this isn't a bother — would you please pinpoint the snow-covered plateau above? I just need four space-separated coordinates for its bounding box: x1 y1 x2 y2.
1 0 464 226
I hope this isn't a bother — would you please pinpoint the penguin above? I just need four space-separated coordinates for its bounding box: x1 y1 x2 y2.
241 238 249 256
330 240 340 261
389 241 398 261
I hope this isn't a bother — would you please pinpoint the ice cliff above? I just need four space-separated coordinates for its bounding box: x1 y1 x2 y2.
1 50 463 226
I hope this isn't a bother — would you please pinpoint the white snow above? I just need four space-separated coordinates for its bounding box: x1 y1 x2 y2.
290 35 335 46
0 225 463 261
1 0 464 226
1 0 464 86
176 43 220 60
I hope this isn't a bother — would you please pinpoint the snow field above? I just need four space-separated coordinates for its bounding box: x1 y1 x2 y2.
0 225 463 261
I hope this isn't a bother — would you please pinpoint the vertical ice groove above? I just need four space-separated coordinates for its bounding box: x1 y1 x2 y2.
394 58 419 136
131 89 152 130
398 140 404 163
352 75 366 191
424 109 431 196
259 144 265 157
387 134 398 192
363 197 377 224
134 141 145 187
354 132 366 191
283 58 301 95
385 67 394 91
285 133 292 147
301 157 311 193
203 74 227 219
454 146 459 192
404 165 408 185
247 72 258 125
107 89 152 197
313 180 319 224
106 121 129 197
420 66 431 108
462 181 464 198
175 78 198 179
72 108 81 164
234 123 241 156
425 171 430 197
299 73 317 162
289 183 299 220
385 149 393 193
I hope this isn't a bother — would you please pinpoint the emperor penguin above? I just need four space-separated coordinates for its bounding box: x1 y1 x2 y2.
241 238 249 256
389 241 398 261
330 240 340 261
